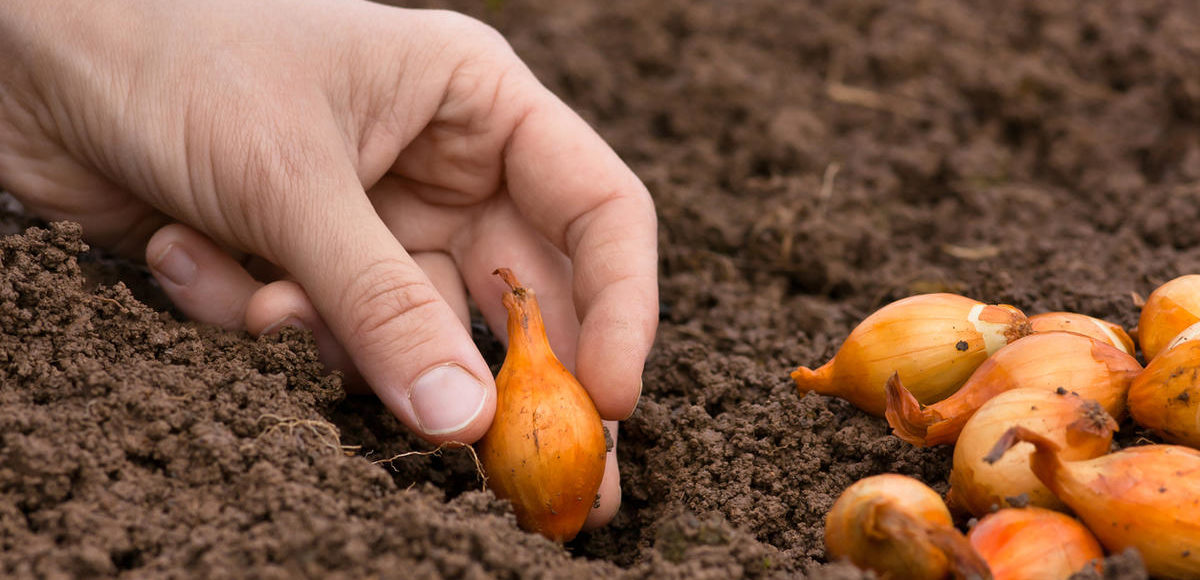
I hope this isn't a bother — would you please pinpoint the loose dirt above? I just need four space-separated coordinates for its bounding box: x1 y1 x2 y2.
5 0 1198 577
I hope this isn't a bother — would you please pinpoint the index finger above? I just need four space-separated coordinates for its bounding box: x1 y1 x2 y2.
501 84 659 420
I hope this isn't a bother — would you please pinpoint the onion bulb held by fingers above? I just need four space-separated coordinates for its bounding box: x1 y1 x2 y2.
793 293 1031 416
987 427 1200 579
824 474 992 580
967 507 1103 580
1138 274 1200 362
477 268 607 542
1027 311 1135 356
946 388 1116 517
1128 339 1200 449
885 331 1139 447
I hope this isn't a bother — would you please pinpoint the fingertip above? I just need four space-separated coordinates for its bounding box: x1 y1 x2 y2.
392 363 497 444
576 300 656 420
145 223 182 261
245 280 310 333
145 223 261 330
582 362 643 420
146 225 200 289
582 421 621 531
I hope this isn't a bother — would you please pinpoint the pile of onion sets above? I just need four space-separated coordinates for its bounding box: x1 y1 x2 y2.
799 276 1200 579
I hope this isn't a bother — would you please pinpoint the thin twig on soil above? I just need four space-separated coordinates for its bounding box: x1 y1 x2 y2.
941 243 1001 260
824 47 921 117
815 161 841 217
825 83 922 117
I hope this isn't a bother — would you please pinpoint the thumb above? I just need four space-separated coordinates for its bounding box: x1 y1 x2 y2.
266 173 495 444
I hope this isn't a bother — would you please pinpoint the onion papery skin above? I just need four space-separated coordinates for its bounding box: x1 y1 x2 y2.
1028 311 1134 356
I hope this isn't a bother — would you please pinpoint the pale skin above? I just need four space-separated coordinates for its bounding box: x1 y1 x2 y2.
0 0 657 529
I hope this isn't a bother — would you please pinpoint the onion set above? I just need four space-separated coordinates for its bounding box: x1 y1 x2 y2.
946 388 1116 517
824 474 991 580
1027 311 1134 356
1128 338 1200 449
967 507 1103 580
477 269 607 542
885 332 1139 447
1138 274 1200 362
793 293 1031 416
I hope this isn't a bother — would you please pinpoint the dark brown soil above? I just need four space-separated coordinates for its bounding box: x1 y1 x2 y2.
3 0 1197 577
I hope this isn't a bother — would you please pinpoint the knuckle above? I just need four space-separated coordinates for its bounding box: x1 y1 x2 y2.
341 259 444 354
428 10 510 52
426 11 522 84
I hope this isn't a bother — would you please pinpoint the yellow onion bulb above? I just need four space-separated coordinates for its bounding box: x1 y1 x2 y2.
885 331 1139 447
967 507 1103 580
1129 339 1200 449
825 474 991 580
1162 320 1200 353
947 388 1116 517
477 269 607 542
794 293 1031 416
988 427 1200 579
1138 274 1200 362
1028 311 1135 356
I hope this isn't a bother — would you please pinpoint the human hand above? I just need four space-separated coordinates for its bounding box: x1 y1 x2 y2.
0 0 657 528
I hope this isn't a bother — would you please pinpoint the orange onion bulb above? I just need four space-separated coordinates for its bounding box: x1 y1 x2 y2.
793 293 1030 416
477 269 607 542
947 388 1116 517
1128 339 1200 449
967 507 1103 580
885 331 1139 447
825 474 991 579
1028 311 1135 356
1138 274 1200 362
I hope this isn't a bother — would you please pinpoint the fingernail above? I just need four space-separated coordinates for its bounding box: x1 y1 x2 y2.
622 378 644 420
261 315 307 336
149 243 197 287
409 364 487 436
